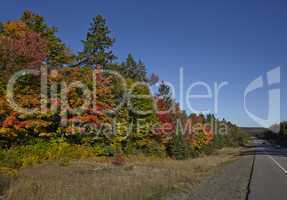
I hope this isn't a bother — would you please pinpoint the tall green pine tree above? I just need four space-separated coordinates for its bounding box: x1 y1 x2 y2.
79 15 116 67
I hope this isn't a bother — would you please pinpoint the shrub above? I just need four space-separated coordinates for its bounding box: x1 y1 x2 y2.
123 140 137 155
212 134 226 149
227 128 250 147
142 140 166 157
169 132 189 160
201 144 214 155
0 139 97 169
93 144 115 156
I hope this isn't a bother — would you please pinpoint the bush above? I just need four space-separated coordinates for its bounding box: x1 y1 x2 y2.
123 140 137 155
169 133 190 160
212 134 226 149
0 139 96 169
142 140 166 157
227 128 250 147
201 144 214 155
93 144 115 156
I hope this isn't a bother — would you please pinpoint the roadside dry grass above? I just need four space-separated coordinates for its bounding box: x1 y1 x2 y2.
2 148 240 200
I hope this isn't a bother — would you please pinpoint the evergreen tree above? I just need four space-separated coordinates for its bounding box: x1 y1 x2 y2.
206 114 212 122
199 113 206 123
121 54 147 81
0 23 3 33
123 53 137 77
170 129 189 160
158 81 173 107
136 60 147 81
79 15 116 67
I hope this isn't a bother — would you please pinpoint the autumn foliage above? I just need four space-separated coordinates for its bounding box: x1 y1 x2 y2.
0 11 248 159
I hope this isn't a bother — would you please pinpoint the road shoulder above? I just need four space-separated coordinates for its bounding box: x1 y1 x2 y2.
167 154 254 200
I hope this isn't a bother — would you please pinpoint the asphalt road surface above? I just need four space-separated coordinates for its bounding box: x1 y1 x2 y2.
248 138 287 200
169 137 287 200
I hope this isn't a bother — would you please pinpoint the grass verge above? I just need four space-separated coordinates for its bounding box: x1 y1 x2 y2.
2 148 240 200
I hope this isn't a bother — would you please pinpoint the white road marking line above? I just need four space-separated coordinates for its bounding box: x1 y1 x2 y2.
264 152 287 174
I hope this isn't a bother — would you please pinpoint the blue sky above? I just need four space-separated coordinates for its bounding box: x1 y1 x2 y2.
1 0 286 127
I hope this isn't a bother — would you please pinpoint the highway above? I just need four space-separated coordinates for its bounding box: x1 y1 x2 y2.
248 139 287 200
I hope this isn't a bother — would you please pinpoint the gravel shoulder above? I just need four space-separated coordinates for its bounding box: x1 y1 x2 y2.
167 154 254 200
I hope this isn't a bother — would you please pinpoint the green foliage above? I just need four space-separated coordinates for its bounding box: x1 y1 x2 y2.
158 81 172 106
169 131 189 160
0 23 3 33
0 138 96 169
211 134 227 149
264 122 287 146
93 144 115 156
79 15 116 67
127 81 157 138
226 127 249 147
211 128 249 149
120 54 147 81
139 140 166 157
200 144 215 155
123 140 138 155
